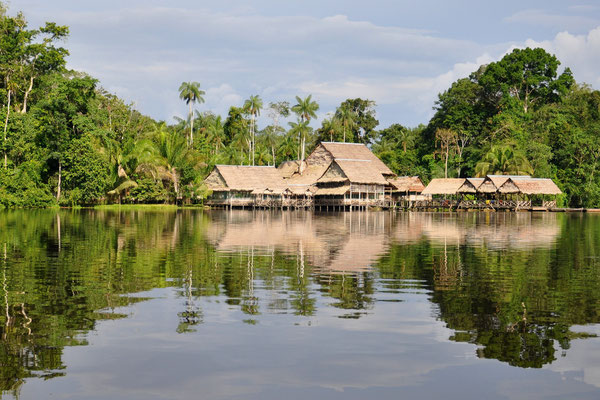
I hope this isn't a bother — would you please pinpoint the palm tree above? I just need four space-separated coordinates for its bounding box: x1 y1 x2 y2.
288 120 311 163
397 128 414 153
334 105 356 142
206 116 226 154
320 117 341 142
475 145 534 177
178 81 205 147
262 127 281 166
141 129 201 200
243 95 263 165
292 95 319 160
278 133 298 162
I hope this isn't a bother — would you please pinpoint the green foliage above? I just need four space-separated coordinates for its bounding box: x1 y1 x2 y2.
62 135 111 205
125 177 168 203
0 163 54 207
0 3 598 209
338 98 379 144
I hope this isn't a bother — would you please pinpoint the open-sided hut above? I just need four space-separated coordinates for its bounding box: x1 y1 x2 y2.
315 159 388 209
477 175 531 195
498 177 562 208
388 176 425 205
204 165 286 208
456 178 485 208
420 178 466 208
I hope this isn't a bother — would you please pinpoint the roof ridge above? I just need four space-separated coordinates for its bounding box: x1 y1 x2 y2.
322 142 366 146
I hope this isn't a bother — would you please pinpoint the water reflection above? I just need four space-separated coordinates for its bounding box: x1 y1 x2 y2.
0 209 599 398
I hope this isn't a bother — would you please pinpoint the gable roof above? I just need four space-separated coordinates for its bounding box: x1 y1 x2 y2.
207 165 286 191
318 160 389 185
319 142 394 176
388 176 425 192
421 178 466 195
499 177 562 195
478 175 531 193
457 178 482 193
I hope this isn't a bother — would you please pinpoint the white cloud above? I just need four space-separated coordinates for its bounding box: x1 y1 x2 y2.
12 2 600 129
505 9 600 32
524 27 600 86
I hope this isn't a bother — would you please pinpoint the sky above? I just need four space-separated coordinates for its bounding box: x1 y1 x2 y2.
9 0 600 129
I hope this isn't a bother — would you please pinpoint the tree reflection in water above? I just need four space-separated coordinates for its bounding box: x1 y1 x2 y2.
0 209 599 395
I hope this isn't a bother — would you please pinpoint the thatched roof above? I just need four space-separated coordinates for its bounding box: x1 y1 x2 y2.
319 142 394 176
388 176 425 192
286 185 316 196
457 178 484 193
499 178 562 195
206 165 286 192
277 160 303 178
478 175 531 193
421 178 466 195
317 160 388 185
285 163 329 185
315 185 350 195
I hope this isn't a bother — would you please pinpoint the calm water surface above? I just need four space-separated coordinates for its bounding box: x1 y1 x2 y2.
1 209 600 399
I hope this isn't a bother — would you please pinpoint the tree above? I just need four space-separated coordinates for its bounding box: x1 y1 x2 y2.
431 78 484 176
243 94 262 165
479 48 574 114
335 105 357 143
435 128 457 178
288 120 311 162
338 98 378 144
475 144 533 177
143 129 202 200
317 116 341 142
34 73 97 202
267 101 290 135
178 81 205 147
292 95 319 161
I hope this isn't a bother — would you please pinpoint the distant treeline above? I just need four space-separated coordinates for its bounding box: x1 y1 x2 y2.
1 3 599 208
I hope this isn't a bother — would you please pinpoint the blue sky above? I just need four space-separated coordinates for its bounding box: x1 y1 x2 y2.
10 0 600 129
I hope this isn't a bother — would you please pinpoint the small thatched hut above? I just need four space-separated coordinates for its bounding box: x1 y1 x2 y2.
388 176 425 204
498 177 562 208
204 165 286 207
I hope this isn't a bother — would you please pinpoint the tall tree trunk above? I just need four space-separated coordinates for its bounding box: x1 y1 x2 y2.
21 76 35 114
189 102 193 147
251 115 255 166
57 159 62 202
172 167 179 202
3 88 11 169
444 147 449 178
343 125 346 142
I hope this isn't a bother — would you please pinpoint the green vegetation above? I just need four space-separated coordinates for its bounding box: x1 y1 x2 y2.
1 4 600 207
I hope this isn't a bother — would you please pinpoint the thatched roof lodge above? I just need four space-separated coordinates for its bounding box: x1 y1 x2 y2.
204 141 400 209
